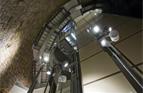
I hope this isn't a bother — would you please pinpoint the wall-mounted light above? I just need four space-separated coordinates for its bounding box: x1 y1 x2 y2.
64 62 69 68
94 8 102 15
100 39 107 47
43 53 50 62
47 71 51 75
54 43 57 46
93 25 101 34
39 56 42 60
100 38 110 47
94 13 97 16
74 46 77 50
87 29 90 33
108 27 112 32
95 9 102 14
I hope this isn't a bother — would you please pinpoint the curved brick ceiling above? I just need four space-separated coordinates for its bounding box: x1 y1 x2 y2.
0 0 67 92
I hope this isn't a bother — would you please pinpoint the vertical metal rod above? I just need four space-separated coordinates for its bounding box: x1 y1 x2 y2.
103 44 143 93
43 68 54 93
27 65 44 93
76 52 83 93
43 80 49 93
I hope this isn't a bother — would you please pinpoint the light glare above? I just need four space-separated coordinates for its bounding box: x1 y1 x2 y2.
87 29 90 33
39 56 42 59
95 9 102 14
109 27 112 32
74 46 77 50
94 13 97 15
100 39 108 47
65 37 71 42
71 33 76 40
43 53 49 62
93 25 100 33
47 71 51 75
64 62 69 68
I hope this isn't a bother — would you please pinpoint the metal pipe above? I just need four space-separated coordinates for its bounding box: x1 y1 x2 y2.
76 52 83 93
27 65 44 93
103 44 143 93
113 46 143 74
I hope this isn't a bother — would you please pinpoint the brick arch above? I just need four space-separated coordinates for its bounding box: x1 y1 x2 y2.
0 0 68 92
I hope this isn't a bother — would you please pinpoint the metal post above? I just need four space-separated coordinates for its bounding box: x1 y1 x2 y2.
43 68 53 93
70 51 83 93
27 65 44 93
103 43 143 93
76 52 83 93
43 80 49 93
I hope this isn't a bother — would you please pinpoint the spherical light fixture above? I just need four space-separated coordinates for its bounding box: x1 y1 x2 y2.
109 30 119 42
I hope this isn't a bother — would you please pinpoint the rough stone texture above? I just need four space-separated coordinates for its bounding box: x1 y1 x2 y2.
0 0 68 92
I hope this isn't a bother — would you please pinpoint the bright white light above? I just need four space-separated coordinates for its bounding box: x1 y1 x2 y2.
74 46 77 50
64 62 69 68
65 36 71 42
44 56 49 62
87 29 90 33
43 53 49 62
108 27 112 32
71 33 76 40
93 25 101 33
54 43 57 45
95 9 102 14
39 56 42 60
47 71 51 75
100 39 109 47
94 13 97 15
69 68 71 72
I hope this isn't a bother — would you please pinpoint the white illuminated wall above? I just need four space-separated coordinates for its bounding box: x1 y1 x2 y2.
10 85 28 93
78 14 142 93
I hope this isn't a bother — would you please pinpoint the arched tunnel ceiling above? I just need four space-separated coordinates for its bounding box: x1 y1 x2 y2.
0 0 68 92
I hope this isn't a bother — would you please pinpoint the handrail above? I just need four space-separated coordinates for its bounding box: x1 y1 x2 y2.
33 8 65 47
27 65 44 93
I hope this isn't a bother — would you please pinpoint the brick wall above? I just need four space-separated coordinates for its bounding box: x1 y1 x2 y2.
0 0 68 92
